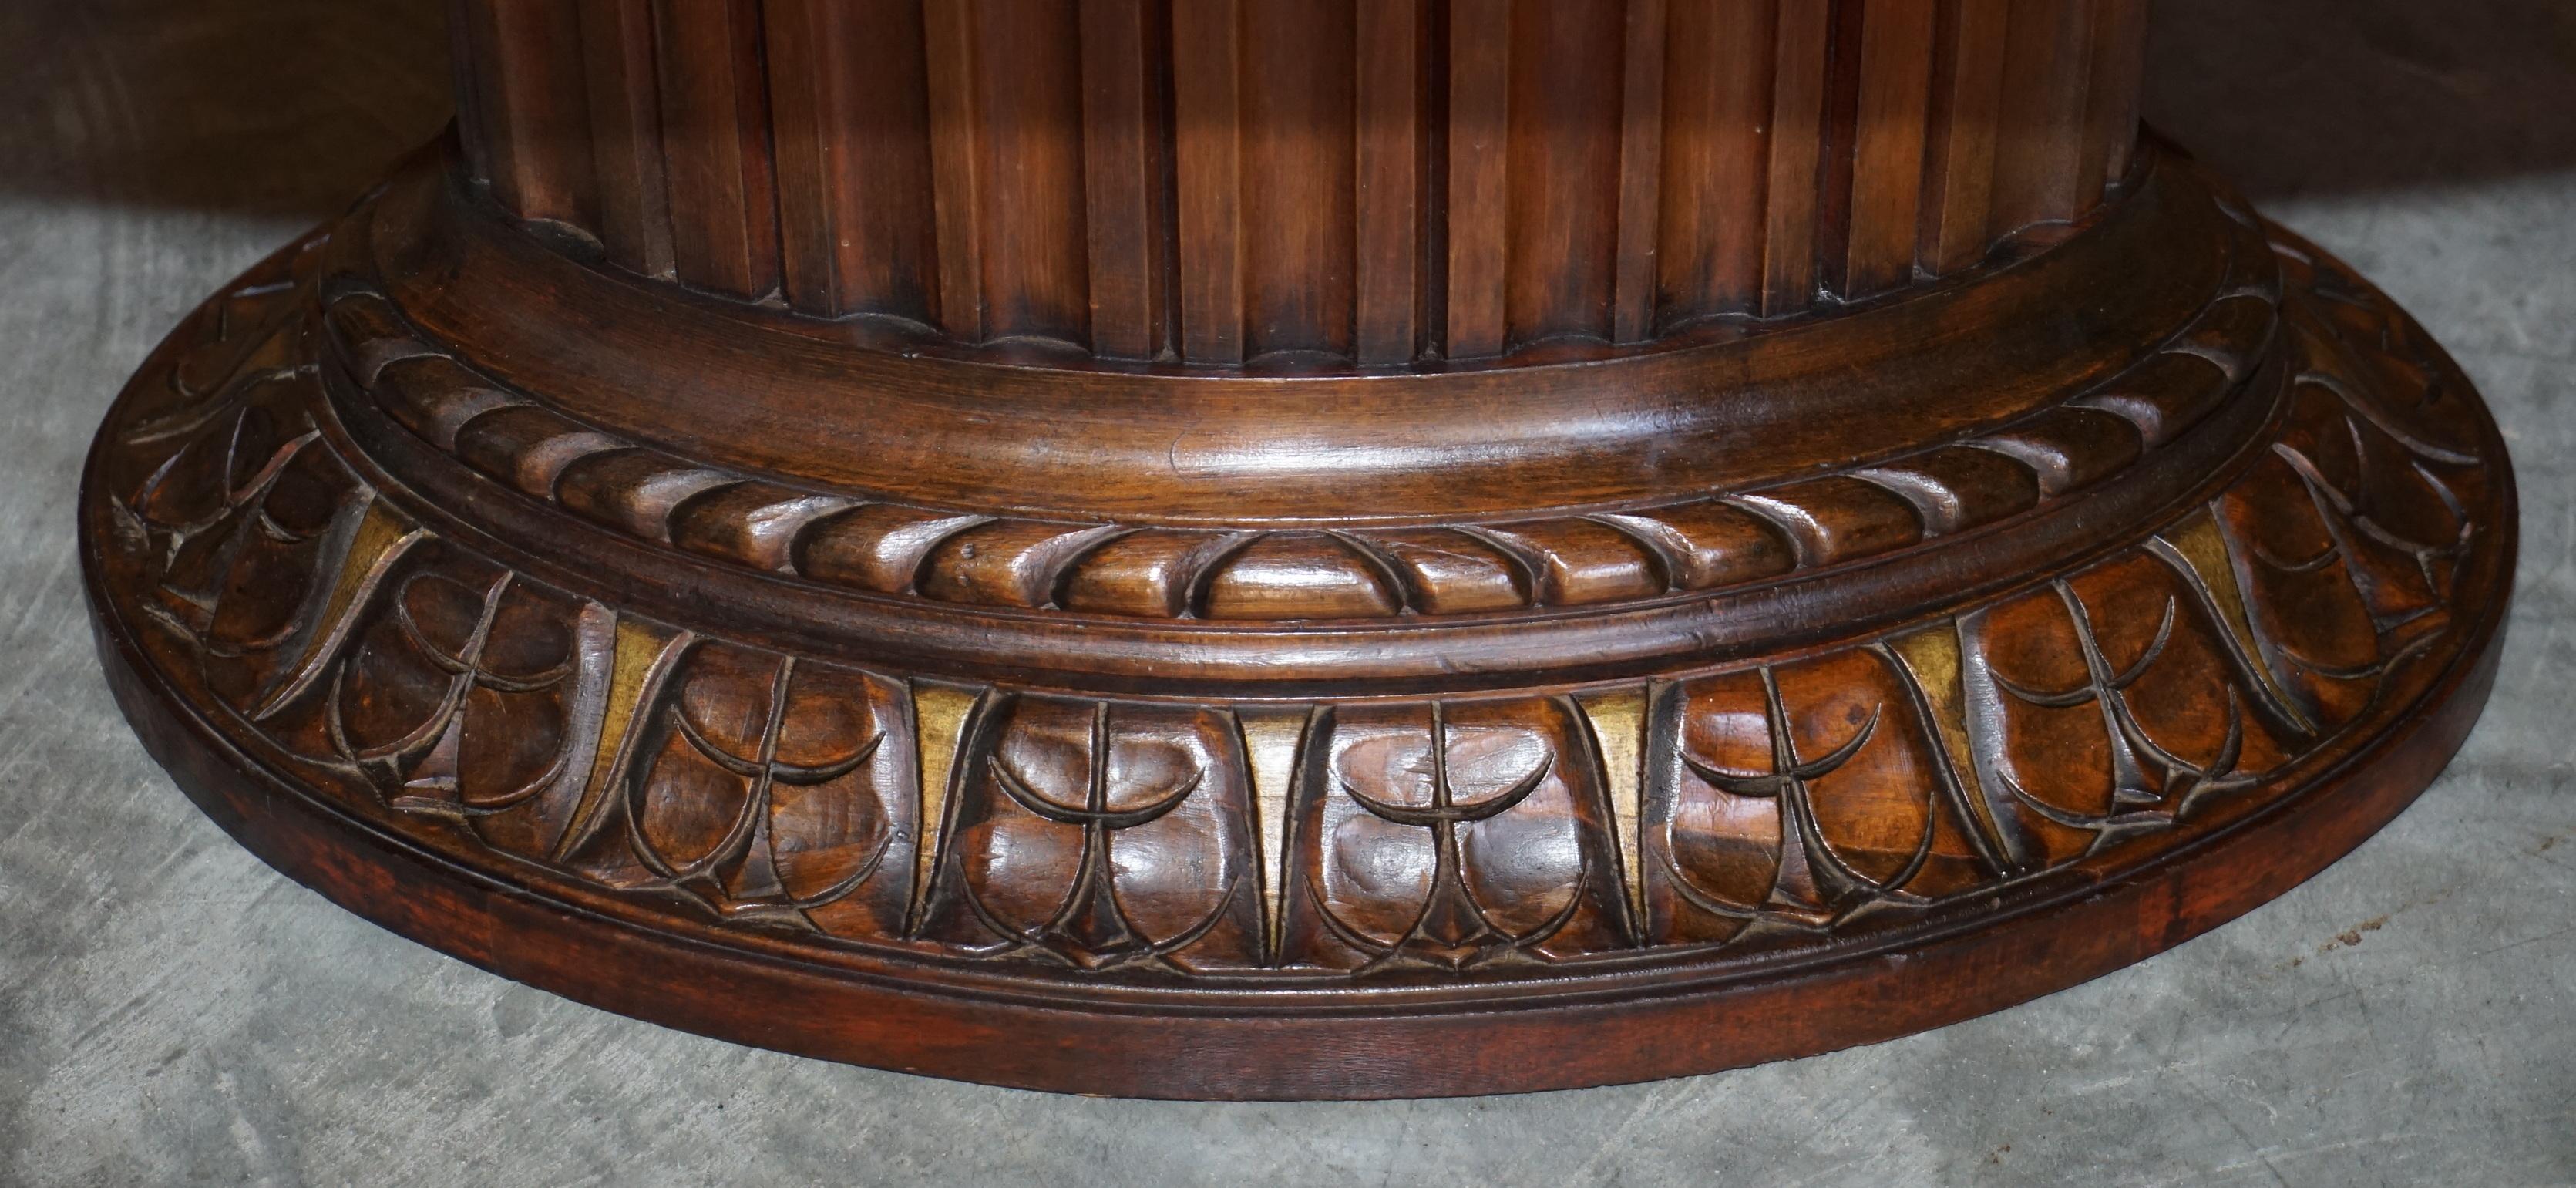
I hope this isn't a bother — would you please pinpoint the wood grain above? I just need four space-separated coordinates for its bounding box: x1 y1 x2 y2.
451 0 2152 363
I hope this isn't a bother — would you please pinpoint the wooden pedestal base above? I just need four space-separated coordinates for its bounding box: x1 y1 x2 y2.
81 140 2512 1099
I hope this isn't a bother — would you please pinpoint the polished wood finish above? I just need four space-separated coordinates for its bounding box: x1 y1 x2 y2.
451 0 2145 361
80 0 2515 1099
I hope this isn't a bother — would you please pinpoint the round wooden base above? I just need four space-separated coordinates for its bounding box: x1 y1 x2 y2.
80 145 2514 1099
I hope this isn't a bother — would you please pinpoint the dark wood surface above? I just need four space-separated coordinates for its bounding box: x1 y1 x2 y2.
75 0 2517 1099
449 0 2146 358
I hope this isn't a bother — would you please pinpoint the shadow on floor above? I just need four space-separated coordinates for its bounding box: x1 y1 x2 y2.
5 0 452 218
2147 0 2576 198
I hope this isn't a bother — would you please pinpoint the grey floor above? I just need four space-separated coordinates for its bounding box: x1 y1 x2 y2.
4 2 2574 1185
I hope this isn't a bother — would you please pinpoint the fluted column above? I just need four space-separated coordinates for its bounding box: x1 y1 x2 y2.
449 0 2147 365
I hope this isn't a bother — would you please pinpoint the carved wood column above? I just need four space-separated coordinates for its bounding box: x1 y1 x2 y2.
453 0 2149 358
82 0 2516 1099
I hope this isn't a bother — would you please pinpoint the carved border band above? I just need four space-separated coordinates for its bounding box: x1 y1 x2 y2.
314 191 2282 626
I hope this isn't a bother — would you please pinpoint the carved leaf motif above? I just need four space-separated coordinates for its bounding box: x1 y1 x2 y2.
2217 458 2406 730
1973 566 2273 857
920 695 1264 971
1779 652 1991 899
566 641 914 937
1643 671 1783 944
187 445 369 709
197 547 597 867
1646 656 1982 943
1279 700 1626 972
2061 554 2297 808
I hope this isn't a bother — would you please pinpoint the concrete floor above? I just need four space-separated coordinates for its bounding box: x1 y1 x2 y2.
4 2 2573 1184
